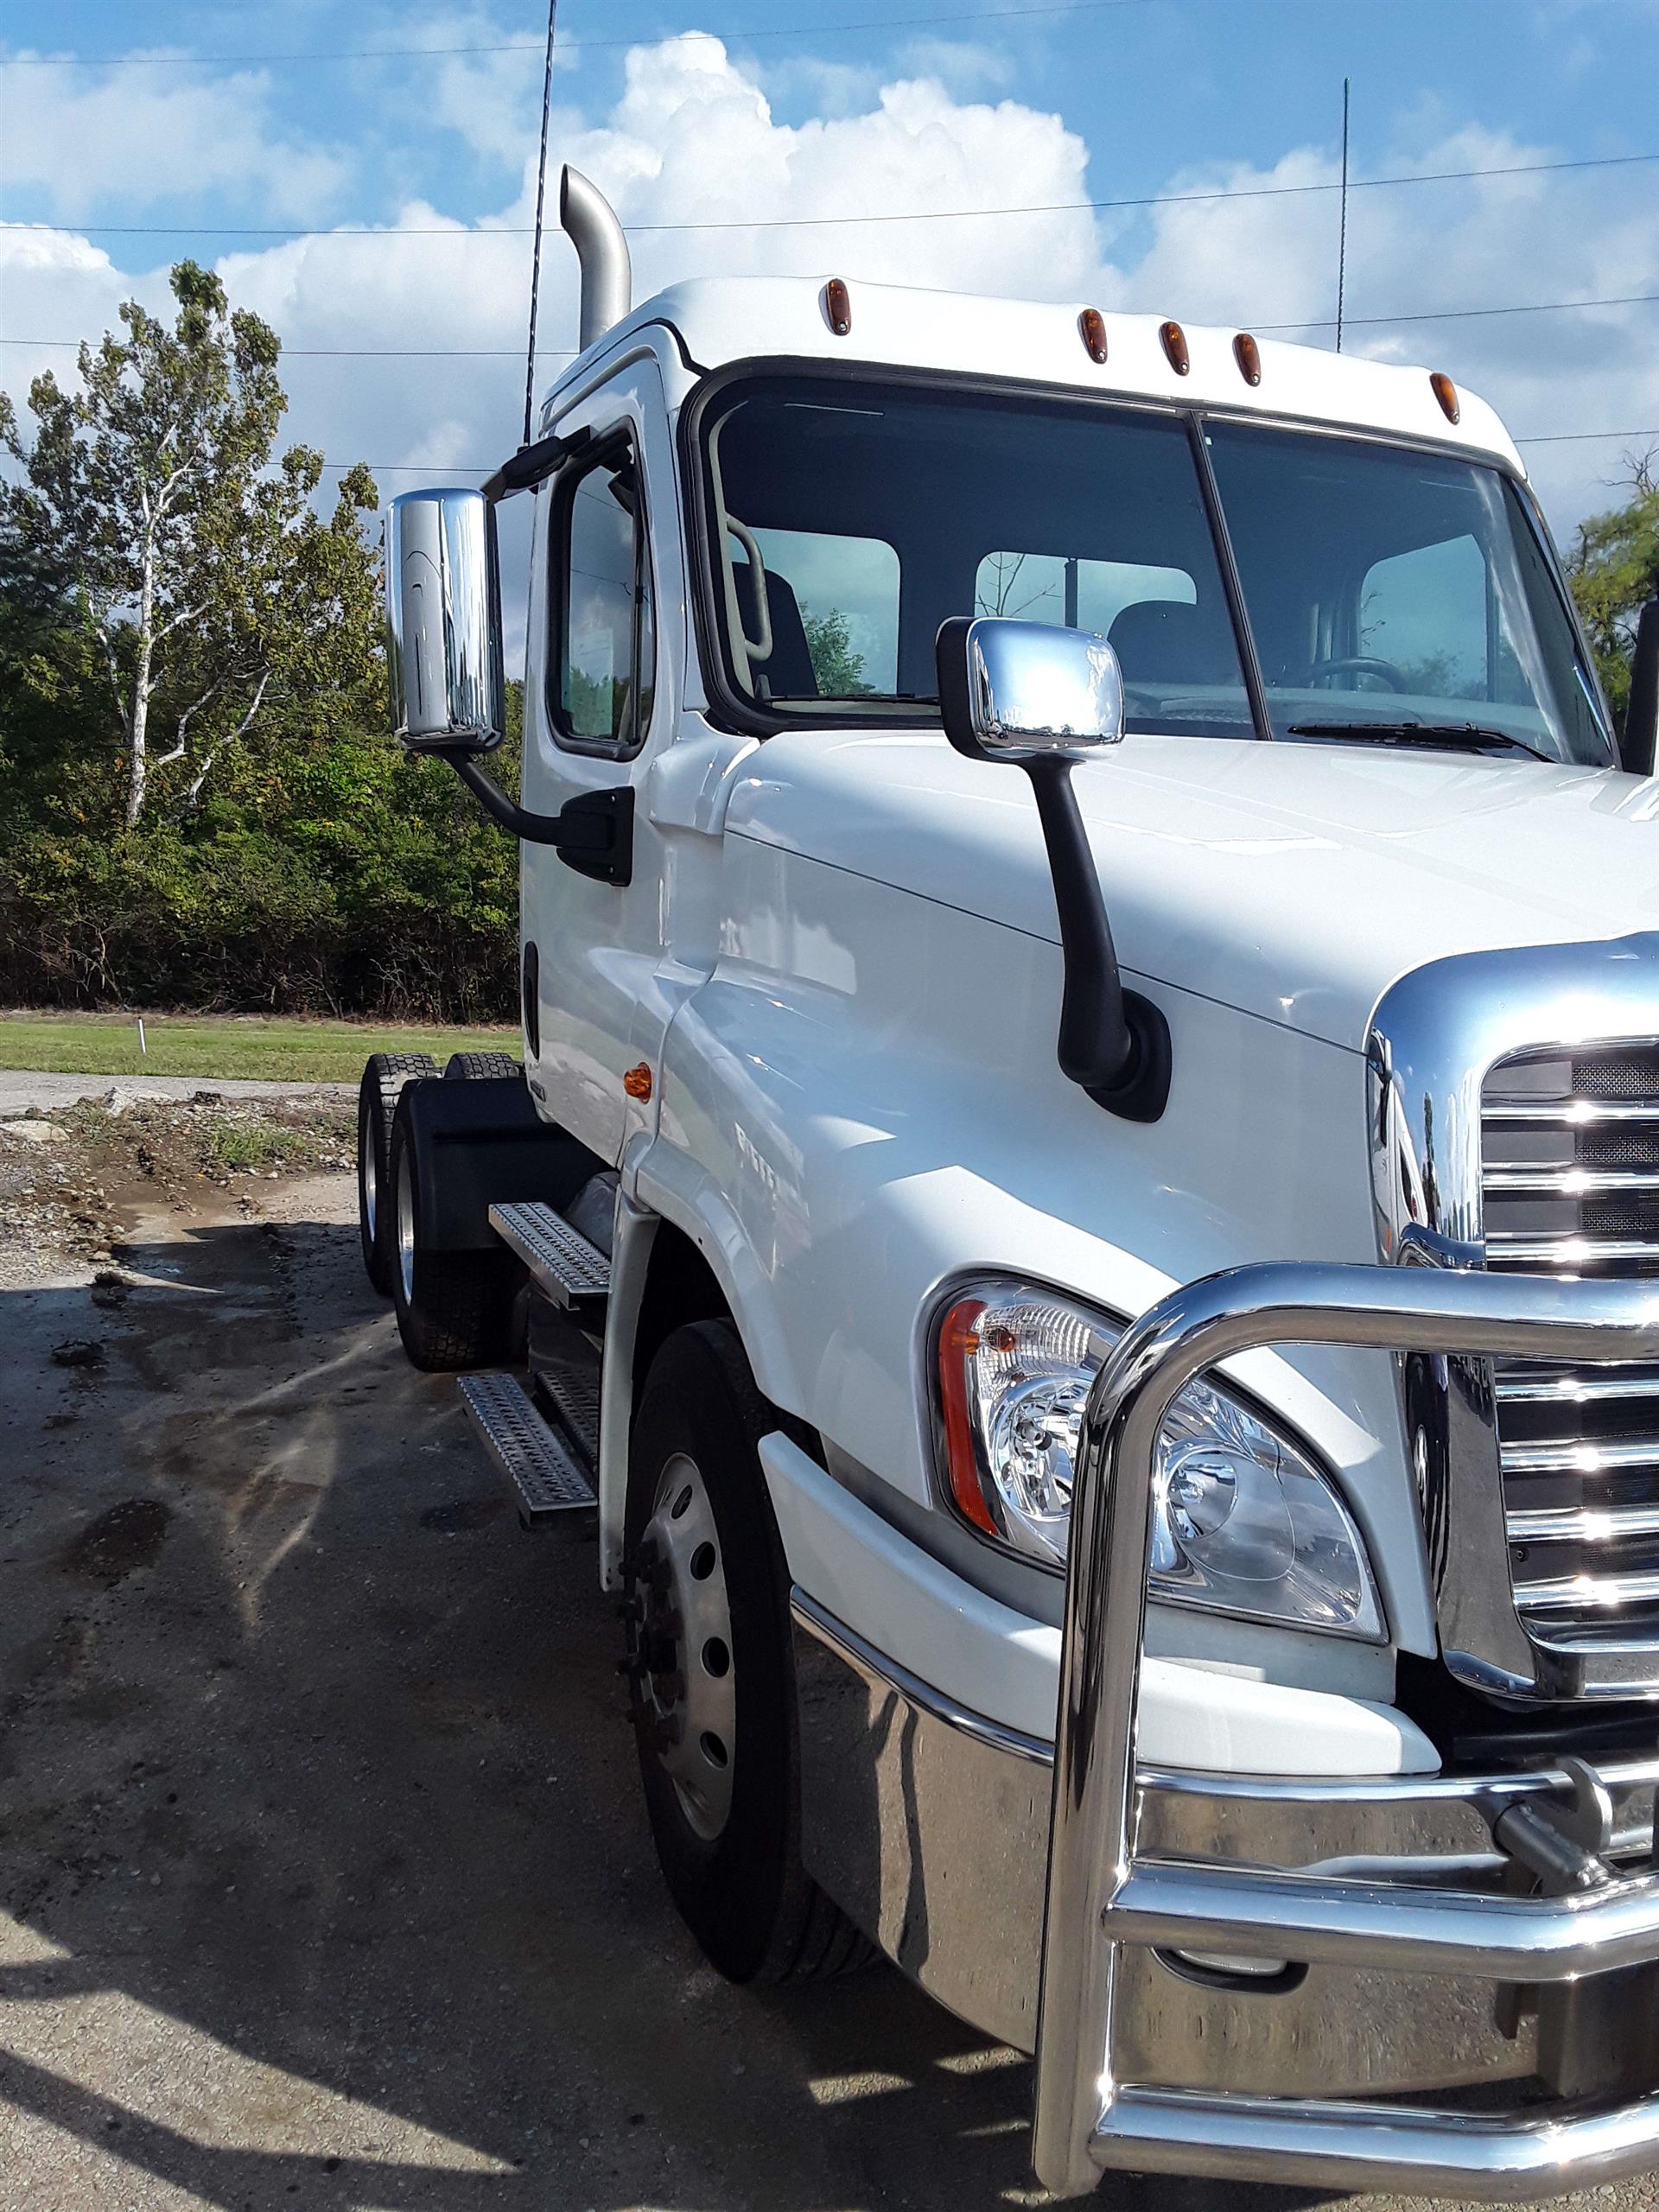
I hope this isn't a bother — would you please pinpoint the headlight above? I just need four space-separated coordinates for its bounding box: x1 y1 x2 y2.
934 1280 1384 1640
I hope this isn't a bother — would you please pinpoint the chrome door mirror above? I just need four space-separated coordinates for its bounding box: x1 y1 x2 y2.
385 487 505 753
936 614 1124 762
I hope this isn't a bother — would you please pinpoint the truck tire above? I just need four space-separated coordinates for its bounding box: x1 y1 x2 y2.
357 1052 438 1294
624 1320 873 1984
386 1100 517 1370
443 1051 522 1081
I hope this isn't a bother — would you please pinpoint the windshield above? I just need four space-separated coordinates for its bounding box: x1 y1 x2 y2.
696 372 1613 766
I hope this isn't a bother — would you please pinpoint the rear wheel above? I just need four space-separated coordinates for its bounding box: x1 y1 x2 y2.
357 1052 438 1294
443 1051 522 1081
386 1100 518 1370
624 1320 872 1983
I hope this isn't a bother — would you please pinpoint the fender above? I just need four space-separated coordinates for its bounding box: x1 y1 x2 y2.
396 1077 601 1251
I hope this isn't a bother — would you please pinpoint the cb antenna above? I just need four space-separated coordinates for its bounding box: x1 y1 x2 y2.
1335 76 1351 353
523 0 560 447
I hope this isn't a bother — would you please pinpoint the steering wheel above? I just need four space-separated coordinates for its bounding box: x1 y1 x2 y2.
1307 654 1407 692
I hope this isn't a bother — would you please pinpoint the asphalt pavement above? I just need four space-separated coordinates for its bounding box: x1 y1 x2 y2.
0 1164 1649 2211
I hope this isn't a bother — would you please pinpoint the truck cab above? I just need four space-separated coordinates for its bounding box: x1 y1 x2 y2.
362 165 1659 2199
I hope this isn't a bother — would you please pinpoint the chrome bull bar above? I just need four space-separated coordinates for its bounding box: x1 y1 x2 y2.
1031 1262 1659 2201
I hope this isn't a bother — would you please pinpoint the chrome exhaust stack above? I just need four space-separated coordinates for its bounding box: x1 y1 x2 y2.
561 165 632 353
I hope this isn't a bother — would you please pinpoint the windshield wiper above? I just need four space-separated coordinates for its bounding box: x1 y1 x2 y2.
1285 719 1550 762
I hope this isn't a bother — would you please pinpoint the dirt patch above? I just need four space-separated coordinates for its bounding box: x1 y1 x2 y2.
49 1338 105 1370
59 1498 175 1586
0 1091 354 1287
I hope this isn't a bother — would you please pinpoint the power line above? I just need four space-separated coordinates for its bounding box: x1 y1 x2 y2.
0 0 1147 66
1516 429 1659 447
1256 289 1659 334
0 339 572 358
8 148 1659 245
7 288 1659 358
304 430 1659 472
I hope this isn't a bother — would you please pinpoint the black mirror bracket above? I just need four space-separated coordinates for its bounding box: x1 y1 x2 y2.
1025 754 1171 1124
1622 597 1659 779
436 747 633 886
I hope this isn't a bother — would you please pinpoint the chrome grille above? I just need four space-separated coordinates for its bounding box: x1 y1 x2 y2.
1483 1041 1659 1646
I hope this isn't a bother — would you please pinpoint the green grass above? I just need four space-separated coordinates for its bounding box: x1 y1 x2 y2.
201 1117 311 1172
0 1013 519 1084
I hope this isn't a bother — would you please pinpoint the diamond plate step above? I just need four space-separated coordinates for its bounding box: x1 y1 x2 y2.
458 1371 596 1525
489 1201 610 1323
537 1349 601 1469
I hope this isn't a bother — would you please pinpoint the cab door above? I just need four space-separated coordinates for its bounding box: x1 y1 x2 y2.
522 353 679 1164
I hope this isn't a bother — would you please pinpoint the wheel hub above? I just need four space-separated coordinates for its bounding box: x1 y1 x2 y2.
396 1150 416 1304
632 1452 735 1842
361 1122 378 1241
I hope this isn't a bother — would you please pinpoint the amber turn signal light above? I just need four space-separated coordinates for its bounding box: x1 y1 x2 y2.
1233 333 1262 386
937 1296 998 1535
1078 307 1109 365
1431 372 1460 425
823 277 852 337
1160 320 1190 375
623 1062 653 1102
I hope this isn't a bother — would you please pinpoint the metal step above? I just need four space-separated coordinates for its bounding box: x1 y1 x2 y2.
458 1371 597 1525
489 1201 611 1323
537 1348 601 1469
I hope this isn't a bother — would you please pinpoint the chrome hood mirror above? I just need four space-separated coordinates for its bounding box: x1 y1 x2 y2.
937 614 1124 762
933 613 1169 1124
385 487 505 753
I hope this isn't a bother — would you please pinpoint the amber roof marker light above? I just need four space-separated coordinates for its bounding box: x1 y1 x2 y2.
823 277 852 337
1160 320 1191 375
1431 371 1461 425
1078 307 1109 365
1233 333 1262 387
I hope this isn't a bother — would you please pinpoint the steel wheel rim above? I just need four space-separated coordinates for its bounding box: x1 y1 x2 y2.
396 1148 416 1304
362 1112 378 1243
640 1452 736 1842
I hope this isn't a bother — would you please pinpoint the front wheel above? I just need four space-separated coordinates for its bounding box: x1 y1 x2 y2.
624 1321 871 1983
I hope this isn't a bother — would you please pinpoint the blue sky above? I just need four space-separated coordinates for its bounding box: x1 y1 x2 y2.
4 0 1658 652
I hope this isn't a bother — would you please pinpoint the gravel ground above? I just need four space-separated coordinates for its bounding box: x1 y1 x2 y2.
0 1116 1652 2211
0 1074 353 1116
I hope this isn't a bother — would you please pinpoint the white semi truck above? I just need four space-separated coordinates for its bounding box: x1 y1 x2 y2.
361 164 1659 2197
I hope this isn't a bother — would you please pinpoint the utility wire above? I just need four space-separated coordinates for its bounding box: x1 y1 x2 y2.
0 0 1147 65
327 429 1659 470
9 289 1659 356
9 148 1659 244
0 340 577 357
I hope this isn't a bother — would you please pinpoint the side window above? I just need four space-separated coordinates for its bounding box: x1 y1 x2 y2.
741 526 899 701
1358 533 1487 697
552 436 655 753
974 552 1196 638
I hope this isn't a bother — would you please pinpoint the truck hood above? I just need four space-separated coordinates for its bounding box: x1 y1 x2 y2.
723 729 1659 1052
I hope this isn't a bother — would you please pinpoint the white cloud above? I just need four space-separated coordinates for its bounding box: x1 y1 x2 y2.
6 26 1657 625
0 55 350 220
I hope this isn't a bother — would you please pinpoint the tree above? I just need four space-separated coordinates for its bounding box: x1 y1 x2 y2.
801 605 870 696
1567 448 1659 728
1 261 377 828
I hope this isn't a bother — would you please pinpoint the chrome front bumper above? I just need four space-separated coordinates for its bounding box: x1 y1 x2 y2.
795 1263 1659 2201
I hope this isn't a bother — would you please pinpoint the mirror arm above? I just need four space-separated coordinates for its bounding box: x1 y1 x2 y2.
481 424 592 505
1024 755 1171 1123
1621 597 1659 778
437 748 633 885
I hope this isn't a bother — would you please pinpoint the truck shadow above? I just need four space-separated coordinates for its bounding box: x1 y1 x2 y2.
0 1202 1339 2211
